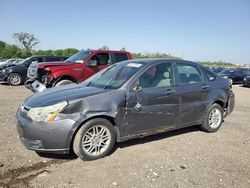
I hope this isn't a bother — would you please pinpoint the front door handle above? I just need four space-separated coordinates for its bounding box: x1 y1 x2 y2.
165 89 176 95
201 85 210 89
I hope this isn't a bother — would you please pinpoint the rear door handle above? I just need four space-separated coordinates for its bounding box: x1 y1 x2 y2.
201 85 210 89
165 89 176 95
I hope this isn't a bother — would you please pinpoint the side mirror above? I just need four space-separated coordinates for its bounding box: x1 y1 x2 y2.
133 85 142 92
87 60 98 67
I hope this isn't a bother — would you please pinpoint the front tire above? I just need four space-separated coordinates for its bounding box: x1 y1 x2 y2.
7 73 23 86
55 79 73 87
73 118 116 161
201 103 223 133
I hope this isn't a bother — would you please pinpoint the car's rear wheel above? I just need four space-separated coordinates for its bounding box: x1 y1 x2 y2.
201 103 223 133
7 73 23 86
55 79 73 87
73 118 116 161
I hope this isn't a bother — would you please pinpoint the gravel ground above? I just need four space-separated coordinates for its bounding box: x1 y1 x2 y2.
0 83 249 188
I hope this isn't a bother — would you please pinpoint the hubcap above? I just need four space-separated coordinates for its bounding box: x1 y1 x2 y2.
10 75 21 85
81 125 111 156
209 108 222 129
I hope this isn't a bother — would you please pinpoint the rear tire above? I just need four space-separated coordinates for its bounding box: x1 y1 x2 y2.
73 118 116 161
201 103 223 133
55 79 73 87
7 73 23 86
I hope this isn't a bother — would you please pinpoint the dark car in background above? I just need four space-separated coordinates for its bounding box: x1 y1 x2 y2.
243 76 250 87
209 66 225 74
0 55 68 85
218 68 250 84
16 59 234 161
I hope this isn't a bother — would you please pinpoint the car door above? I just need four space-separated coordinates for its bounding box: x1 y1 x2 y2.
176 62 209 127
82 52 110 81
126 61 181 135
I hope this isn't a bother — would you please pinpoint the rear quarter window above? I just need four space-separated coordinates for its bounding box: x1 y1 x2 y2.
113 53 128 63
202 67 216 81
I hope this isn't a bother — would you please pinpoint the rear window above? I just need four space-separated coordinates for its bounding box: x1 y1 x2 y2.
113 53 128 63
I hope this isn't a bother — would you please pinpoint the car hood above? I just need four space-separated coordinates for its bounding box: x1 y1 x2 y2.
0 63 16 70
24 84 108 107
38 61 77 68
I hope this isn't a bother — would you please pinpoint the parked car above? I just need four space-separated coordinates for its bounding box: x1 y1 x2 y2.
16 59 235 161
218 68 250 84
0 55 68 85
25 50 132 92
243 76 250 87
0 58 23 69
209 66 225 74
0 58 17 65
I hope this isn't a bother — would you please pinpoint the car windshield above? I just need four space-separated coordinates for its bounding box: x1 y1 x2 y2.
82 61 146 89
65 50 92 63
18 57 31 64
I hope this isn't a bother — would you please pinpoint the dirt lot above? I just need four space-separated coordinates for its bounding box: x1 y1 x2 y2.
0 84 249 188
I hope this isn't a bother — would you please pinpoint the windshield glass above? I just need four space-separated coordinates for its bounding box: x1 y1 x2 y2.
83 61 146 89
18 57 31 64
65 50 92 63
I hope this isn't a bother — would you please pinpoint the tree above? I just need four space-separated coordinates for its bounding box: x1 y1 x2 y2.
0 41 6 51
99 45 109 50
12 32 39 53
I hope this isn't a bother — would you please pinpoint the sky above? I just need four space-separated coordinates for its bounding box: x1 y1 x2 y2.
0 0 250 64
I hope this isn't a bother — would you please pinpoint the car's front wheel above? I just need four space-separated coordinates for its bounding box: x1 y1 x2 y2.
201 103 223 133
55 79 74 87
73 118 116 161
7 73 23 86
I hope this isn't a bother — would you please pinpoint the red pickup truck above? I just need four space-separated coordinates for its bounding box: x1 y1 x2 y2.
26 50 132 92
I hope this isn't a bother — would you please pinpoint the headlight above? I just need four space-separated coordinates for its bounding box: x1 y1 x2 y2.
3 68 12 73
27 101 68 122
244 77 247 81
223 76 228 79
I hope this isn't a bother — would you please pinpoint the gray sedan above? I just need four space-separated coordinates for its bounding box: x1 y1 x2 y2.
16 59 235 160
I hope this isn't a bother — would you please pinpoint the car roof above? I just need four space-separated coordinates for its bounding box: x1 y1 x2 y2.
91 50 131 54
123 58 197 65
29 55 68 58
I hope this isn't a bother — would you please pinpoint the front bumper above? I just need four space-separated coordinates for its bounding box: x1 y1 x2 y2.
0 72 8 81
16 107 77 154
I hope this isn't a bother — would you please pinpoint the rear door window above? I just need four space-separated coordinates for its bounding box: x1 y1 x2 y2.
177 63 202 84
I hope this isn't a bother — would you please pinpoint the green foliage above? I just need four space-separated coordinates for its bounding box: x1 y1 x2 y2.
132 52 181 59
0 39 237 67
0 41 6 51
12 32 39 53
99 45 109 50
62 48 79 56
197 60 236 67
0 43 22 58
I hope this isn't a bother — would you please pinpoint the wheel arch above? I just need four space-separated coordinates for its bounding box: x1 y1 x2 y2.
52 75 77 86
